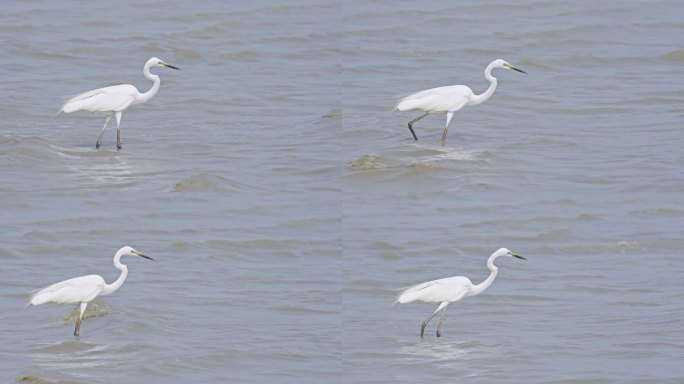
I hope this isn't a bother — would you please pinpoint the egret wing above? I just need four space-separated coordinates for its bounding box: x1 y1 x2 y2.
395 85 472 112
61 84 138 114
29 275 105 305
397 276 472 304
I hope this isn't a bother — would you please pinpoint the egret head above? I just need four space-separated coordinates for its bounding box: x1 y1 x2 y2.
494 59 527 74
148 57 181 70
120 246 154 261
493 247 525 260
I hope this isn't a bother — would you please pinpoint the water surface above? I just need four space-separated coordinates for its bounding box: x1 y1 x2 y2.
1 0 683 383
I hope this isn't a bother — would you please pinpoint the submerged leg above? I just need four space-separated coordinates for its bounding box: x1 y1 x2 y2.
436 305 448 337
407 112 428 141
96 115 112 149
441 112 454 143
115 111 123 150
74 302 88 337
420 301 449 338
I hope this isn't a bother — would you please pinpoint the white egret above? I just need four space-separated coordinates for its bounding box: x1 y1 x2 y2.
28 246 153 336
58 57 180 150
396 248 525 338
393 59 527 143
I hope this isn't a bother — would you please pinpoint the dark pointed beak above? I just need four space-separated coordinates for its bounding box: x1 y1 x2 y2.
132 250 154 261
512 253 526 260
504 63 527 74
163 63 181 70
511 66 527 74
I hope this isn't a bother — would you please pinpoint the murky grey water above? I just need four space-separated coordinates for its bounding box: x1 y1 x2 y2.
1 0 683 383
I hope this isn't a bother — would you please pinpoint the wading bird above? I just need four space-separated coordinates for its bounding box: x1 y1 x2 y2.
396 248 525 338
58 57 180 150
28 246 153 336
394 59 526 143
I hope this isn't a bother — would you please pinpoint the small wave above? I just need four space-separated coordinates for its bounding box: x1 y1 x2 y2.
367 241 403 251
280 217 340 230
170 240 194 250
22 231 57 241
58 301 110 324
33 340 107 354
533 228 574 240
172 173 251 192
46 145 144 190
219 50 262 61
0 135 62 164
347 154 389 171
53 145 122 158
629 207 684 216
400 143 485 163
535 239 684 256
273 304 336 314
29 335 126 374
662 49 684 63
398 340 491 362
0 248 14 259
170 238 298 256
322 108 342 119
406 162 443 171
173 48 202 59
348 146 483 172
539 198 578 206
16 375 54 384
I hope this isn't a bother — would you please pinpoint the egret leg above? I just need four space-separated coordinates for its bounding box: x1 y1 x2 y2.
420 301 449 338
436 306 448 337
441 112 454 143
408 112 428 141
115 111 123 150
74 302 88 337
96 115 112 149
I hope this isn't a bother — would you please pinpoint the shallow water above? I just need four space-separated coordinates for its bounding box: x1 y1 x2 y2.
2 0 683 383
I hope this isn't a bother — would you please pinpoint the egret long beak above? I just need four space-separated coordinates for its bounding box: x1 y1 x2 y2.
504 63 527 74
162 62 181 70
511 252 526 260
132 250 154 261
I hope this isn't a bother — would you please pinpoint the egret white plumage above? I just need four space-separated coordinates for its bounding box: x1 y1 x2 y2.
396 248 525 338
28 246 153 336
58 57 180 150
394 59 526 143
